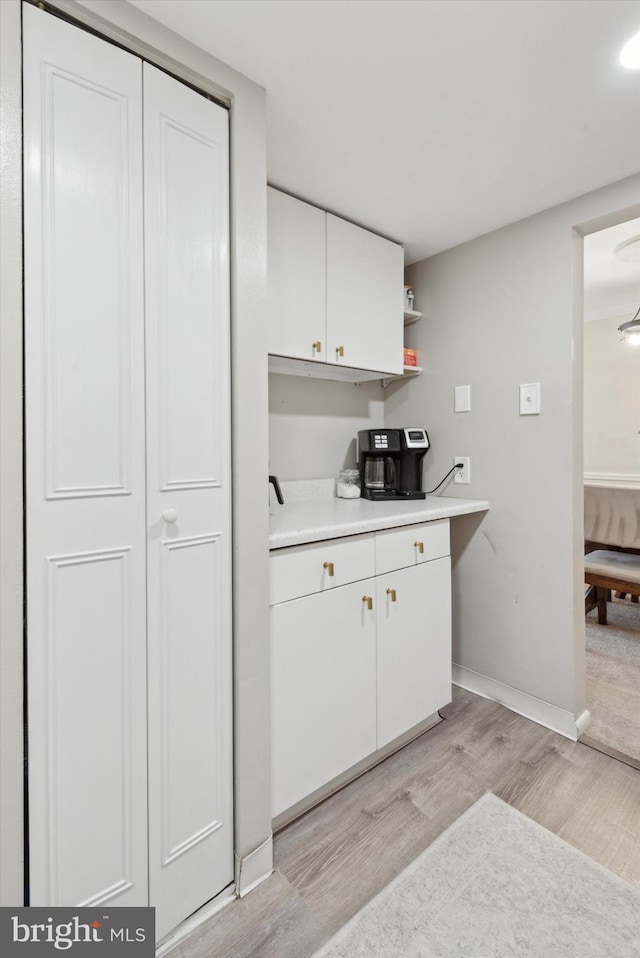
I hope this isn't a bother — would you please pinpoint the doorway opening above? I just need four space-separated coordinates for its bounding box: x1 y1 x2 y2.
580 217 640 768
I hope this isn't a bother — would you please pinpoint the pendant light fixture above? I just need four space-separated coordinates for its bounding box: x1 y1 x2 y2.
619 306 640 347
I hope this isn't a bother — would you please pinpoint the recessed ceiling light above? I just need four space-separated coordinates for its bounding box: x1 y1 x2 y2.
620 30 640 68
613 235 640 262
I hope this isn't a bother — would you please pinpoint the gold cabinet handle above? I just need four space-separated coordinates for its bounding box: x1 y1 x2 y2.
386 588 397 602
336 345 345 357
362 595 373 610
323 561 334 576
414 541 424 554
313 341 322 352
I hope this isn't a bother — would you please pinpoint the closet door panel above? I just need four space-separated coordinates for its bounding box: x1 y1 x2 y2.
23 4 148 908
159 121 223 486
43 76 134 496
159 536 226 852
143 63 233 940
45 548 139 906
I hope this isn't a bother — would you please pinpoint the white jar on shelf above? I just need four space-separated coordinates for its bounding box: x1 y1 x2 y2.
404 285 414 310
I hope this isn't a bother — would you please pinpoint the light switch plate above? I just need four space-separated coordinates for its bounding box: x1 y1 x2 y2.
519 382 540 415
454 384 471 412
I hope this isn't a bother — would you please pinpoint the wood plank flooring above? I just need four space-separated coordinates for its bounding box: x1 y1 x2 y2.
167 688 640 958
582 599 640 769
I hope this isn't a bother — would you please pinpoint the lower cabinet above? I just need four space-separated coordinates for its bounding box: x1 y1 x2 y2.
270 520 452 819
375 558 451 748
271 582 377 817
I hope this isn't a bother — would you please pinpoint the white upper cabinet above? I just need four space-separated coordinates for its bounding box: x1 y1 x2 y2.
268 188 326 361
326 213 403 376
267 187 404 379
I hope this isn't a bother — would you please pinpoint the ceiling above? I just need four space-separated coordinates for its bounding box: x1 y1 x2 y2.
584 218 640 322
130 0 640 265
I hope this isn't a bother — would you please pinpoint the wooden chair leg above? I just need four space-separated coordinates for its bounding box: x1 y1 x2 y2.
585 584 598 616
597 587 609 625
614 591 639 604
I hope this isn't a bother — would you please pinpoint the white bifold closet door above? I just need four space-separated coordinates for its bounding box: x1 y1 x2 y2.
23 4 232 940
23 4 148 912
143 63 232 938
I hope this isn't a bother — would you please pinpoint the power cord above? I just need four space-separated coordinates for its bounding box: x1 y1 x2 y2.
425 463 464 495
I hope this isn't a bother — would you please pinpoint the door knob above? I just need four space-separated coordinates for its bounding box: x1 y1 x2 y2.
162 508 178 524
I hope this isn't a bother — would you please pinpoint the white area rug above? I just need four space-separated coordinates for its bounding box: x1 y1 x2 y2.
313 793 640 957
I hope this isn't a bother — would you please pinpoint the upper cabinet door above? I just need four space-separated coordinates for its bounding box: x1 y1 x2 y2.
267 187 326 361
326 214 404 376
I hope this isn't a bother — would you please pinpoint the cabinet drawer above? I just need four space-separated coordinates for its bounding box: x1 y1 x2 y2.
375 519 450 575
270 533 375 605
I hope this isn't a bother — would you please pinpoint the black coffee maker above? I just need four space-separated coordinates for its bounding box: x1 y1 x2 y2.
357 428 430 500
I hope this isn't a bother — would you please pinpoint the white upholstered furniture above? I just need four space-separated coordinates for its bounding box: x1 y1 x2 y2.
584 483 640 624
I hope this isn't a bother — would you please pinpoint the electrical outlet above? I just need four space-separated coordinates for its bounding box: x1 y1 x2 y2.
454 456 470 484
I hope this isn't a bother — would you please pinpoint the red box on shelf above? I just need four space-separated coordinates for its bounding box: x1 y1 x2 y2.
403 348 417 367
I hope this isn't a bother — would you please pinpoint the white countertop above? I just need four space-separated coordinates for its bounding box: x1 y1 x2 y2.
269 484 489 549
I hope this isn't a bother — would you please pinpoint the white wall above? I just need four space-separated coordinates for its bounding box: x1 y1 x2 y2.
269 374 384 479
1 0 271 905
583 313 640 480
388 175 640 723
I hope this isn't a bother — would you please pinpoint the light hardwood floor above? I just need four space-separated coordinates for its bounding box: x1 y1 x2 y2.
168 688 640 958
582 599 640 769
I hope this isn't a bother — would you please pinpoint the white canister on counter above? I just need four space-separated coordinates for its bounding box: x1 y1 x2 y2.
336 469 361 498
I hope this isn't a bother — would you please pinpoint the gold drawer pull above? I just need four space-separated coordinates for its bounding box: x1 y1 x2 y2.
313 341 322 352
323 561 334 576
362 595 373 610
336 345 345 357
414 541 424 554
386 588 397 602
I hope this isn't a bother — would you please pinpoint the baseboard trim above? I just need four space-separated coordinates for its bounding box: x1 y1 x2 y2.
452 665 590 741
235 834 273 898
156 886 235 955
156 835 274 950
584 472 640 487
574 707 591 737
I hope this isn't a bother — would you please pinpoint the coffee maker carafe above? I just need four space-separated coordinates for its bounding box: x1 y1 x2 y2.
357 428 430 501
363 455 397 492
